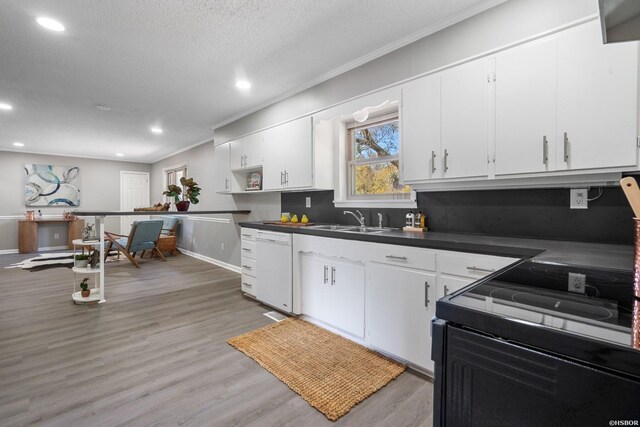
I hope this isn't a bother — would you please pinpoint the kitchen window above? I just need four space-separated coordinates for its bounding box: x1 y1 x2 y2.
163 164 188 201
346 112 411 200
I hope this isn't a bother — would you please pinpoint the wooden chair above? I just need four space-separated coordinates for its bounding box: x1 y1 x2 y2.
104 219 165 268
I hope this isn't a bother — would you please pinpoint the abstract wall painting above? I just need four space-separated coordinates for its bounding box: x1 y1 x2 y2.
24 164 81 207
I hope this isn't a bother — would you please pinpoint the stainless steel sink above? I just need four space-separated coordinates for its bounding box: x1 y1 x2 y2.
340 226 386 234
307 224 359 231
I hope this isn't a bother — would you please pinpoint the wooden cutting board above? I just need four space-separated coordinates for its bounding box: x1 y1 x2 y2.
264 221 315 227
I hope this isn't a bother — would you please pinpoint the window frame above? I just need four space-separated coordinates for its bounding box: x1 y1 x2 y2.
162 163 188 202
345 112 410 201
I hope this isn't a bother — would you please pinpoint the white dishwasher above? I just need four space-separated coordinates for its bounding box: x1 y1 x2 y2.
256 230 292 313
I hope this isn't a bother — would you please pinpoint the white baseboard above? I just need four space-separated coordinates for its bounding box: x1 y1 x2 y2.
0 249 19 255
177 247 241 273
38 245 69 251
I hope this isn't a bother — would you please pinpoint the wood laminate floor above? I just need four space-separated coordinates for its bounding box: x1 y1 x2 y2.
0 251 433 426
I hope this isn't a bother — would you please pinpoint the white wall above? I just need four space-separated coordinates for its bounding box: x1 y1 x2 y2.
0 151 150 252
149 142 280 268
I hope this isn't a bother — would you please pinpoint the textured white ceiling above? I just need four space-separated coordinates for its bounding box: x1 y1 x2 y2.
0 0 505 163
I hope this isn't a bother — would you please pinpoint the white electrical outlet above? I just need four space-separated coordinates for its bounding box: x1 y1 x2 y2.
221 242 224 252
568 272 586 294
306 197 311 208
570 188 588 209
54 233 59 239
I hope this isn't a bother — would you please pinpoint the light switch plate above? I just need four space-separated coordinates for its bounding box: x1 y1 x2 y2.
570 188 588 209
305 197 311 208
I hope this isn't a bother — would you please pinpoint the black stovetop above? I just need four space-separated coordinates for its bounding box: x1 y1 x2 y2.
436 260 640 378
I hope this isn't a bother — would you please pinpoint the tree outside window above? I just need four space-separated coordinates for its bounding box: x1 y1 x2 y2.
347 113 410 198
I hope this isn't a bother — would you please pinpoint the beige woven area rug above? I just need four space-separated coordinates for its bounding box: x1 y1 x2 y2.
227 318 405 421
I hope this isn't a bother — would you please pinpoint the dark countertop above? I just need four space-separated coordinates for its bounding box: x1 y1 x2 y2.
239 221 634 271
75 210 251 216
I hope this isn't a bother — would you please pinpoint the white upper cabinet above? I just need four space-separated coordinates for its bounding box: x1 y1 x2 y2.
440 58 490 179
230 133 263 170
213 143 231 193
556 20 638 171
263 116 314 190
494 36 558 175
401 74 442 182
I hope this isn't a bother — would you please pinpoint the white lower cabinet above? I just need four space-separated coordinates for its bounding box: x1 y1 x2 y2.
366 262 436 371
300 253 365 338
292 235 520 375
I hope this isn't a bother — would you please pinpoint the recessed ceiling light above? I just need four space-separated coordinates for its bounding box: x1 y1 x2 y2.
236 80 251 90
150 127 163 134
0 103 13 111
116 153 124 157
13 142 24 147
36 17 65 32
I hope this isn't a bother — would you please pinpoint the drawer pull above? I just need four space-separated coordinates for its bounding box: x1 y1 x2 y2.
242 265 252 270
242 282 252 287
323 265 328 284
331 266 336 285
242 233 252 238
467 266 495 274
425 281 430 308
385 255 408 261
242 248 252 252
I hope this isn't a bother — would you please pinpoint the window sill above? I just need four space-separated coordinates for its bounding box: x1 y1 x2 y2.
333 199 417 209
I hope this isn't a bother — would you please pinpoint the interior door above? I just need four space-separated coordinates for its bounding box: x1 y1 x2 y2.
401 74 441 182
495 36 557 175
556 20 638 170
441 58 490 179
120 171 149 234
367 263 435 370
282 117 313 189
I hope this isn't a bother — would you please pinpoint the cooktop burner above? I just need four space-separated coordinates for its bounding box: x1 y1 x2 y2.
448 260 637 349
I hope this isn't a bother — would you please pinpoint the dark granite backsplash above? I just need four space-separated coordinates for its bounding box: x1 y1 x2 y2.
281 188 635 245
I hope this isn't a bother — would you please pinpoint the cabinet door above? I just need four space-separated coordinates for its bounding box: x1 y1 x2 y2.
300 254 331 321
495 37 557 175
401 74 442 182
244 132 263 168
437 275 474 301
367 263 435 370
328 259 365 338
283 117 313 189
229 138 245 170
556 20 638 170
262 127 286 190
213 143 230 193
441 58 489 178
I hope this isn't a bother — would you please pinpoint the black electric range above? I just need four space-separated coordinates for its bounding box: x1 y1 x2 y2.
432 260 640 426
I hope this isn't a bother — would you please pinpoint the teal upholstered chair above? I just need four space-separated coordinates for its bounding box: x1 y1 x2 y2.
104 219 165 268
160 217 178 236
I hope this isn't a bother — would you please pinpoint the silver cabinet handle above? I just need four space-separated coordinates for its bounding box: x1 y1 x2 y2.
563 132 569 162
242 248 251 252
431 150 436 174
323 265 328 284
542 135 548 165
385 255 408 261
444 149 449 172
241 233 252 238
242 282 252 288
280 171 284 185
467 266 495 273
284 170 289 185
425 281 430 308
242 265 252 270
331 266 336 285
444 285 449 296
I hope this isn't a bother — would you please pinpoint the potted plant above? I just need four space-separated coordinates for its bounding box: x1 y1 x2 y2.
79 277 90 298
163 177 202 212
75 254 89 268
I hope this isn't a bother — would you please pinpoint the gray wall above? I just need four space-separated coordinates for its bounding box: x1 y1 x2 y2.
215 0 596 143
149 142 279 269
0 150 149 251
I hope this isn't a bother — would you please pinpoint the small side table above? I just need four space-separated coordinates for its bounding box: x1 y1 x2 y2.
155 235 178 257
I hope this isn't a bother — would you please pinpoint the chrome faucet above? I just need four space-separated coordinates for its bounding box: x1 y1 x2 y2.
343 210 366 228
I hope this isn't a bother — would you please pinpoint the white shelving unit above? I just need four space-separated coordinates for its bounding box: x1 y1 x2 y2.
71 238 103 304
